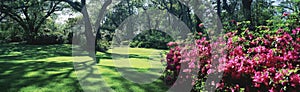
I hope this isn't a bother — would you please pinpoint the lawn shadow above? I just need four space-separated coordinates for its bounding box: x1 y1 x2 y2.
0 43 168 91
0 61 83 92
98 65 169 92
99 52 150 59
0 43 71 61
96 51 161 63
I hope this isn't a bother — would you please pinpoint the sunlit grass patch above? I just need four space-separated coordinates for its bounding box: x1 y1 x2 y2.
0 44 168 92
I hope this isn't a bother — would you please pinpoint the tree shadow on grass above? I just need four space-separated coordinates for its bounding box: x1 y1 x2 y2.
96 51 160 64
98 65 169 92
98 52 150 59
0 61 83 92
73 57 169 92
0 43 168 91
0 43 71 61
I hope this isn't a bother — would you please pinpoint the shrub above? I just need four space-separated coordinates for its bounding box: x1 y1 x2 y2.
28 33 64 45
96 39 111 52
164 24 300 91
130 30 174 49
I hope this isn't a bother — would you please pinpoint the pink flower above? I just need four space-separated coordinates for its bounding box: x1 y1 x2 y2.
196 40 201 44
173 57 180 63
248 34 254 40
239 37 245 42
188 62 195 69
277 28 284 34
254 83 260 88
167 42 177 47
228 38 233 44
183 69 191 73
216 82 224 88
274 72 283 83
166 53 173 59
198 32 202 36
198 23 204 27
296 38 300 42
268 67 276 74
264 39 270 45
283 12 289 16
296 27 300 31
176 65 180 70
247 48 254 53
235 84 240 90
281 69 289 75
254 46 261 53
269 87 276 92
276 38 282 42
292 29 297 35
207 69 215 74
253 72 269 86
164 27 300 91
290 74 300 87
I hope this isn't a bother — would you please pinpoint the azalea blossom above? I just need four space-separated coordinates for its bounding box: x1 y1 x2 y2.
198 23 204 27
282 12 289 16
164 26 300 91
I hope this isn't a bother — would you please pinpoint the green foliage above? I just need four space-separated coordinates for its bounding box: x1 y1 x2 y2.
27 17 72 45
130 30 174 49
0 0 65 44
0 19 24 43
96 39 111 52
252 0 275 25
266 11 300 31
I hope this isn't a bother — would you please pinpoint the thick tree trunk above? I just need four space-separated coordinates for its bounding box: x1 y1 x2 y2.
242 0 253 22
217 0 221 18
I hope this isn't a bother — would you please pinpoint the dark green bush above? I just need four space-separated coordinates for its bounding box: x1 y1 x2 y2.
96 39 111 52
129 30 174 49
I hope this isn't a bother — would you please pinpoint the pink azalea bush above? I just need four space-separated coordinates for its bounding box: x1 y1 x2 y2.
164 42 181 85
164 25 300 91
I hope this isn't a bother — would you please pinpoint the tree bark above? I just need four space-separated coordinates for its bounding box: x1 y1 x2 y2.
217 0 221 18
242 0 253 22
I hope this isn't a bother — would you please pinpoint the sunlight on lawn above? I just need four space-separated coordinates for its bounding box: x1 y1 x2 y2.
95 47 169 92
0 44 169 92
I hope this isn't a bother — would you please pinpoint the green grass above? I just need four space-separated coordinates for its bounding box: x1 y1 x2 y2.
95 47 168 91
0 43 169 92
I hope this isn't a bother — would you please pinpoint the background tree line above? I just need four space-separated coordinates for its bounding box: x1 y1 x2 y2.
1 0 299 50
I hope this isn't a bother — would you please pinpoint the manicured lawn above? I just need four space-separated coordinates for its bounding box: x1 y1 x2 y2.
96 48 168 92
0 43 169 92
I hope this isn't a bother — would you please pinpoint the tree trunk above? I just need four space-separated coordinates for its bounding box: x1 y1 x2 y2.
217 0 221 18
242 0 253 22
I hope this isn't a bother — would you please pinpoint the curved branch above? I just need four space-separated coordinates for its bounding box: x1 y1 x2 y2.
35 1 62 32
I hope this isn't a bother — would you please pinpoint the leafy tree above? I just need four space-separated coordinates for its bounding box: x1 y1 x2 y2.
130 29 174 49
0 17 23 42
278 0 300 12
150 0 196 31
252 0 274 26
57 0 112 59
0 0 65 43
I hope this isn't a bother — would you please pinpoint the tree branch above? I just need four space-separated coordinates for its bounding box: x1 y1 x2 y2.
35 1 61 32
95 0 112 32
61 0 83 12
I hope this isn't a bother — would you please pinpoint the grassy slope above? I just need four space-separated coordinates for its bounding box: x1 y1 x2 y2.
0 43 168 92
